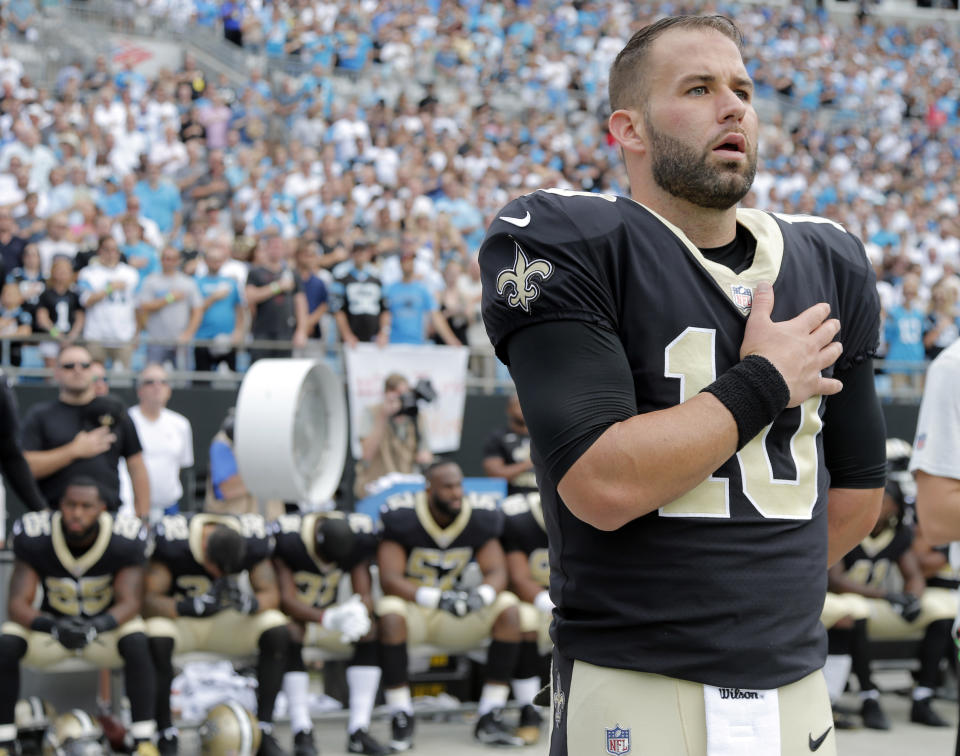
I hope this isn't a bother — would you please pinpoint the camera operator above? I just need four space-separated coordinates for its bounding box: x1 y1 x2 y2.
354 373 434 500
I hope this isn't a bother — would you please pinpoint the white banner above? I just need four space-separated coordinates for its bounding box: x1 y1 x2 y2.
344 344 470 457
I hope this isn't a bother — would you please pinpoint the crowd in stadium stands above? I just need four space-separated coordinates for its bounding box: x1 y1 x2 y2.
0 1 955 382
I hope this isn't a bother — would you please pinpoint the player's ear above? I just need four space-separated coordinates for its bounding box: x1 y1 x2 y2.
608 109 646 156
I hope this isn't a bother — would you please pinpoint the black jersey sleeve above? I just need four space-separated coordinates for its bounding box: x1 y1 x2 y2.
479 189 622 365
830 232 881 370
114 403 143 459
0 372 46 511
11 510 53 567
506 319 638 486
481 430 507 460
107 514 150 567
822 356 887 489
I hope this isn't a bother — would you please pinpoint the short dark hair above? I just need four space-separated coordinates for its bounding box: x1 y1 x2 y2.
608 15 743 112
424 459 460 482
205 525 247 575
63 475 104 497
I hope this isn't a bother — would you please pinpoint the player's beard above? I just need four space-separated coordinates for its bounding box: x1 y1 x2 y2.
431 496 461 521
645 116 756 210
63 519 100 549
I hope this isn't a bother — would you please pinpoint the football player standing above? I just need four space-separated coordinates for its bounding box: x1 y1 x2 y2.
479 15 887 756
0 477 158 755
909 337 960 754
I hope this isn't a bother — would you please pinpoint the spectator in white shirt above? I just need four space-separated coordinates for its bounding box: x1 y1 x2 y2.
36 213 79 276
78 235 140 369
128 362 194 523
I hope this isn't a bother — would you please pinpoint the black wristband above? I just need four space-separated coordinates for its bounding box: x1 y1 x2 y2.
701 355 790 450
176 597 199 617
30 615 56 634
91 613 118 634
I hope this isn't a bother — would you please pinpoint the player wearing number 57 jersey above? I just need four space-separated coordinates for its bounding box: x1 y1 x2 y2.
377 461 526 750
479 16 887 756
0 477 158 755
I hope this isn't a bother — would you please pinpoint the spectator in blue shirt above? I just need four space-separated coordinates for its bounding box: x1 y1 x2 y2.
884 273 926 389
294 239 328 351
384 247 460 346
120 216 160 289
205 407 258 514
220 0 244 47
194 236 244 374
134 163 183 237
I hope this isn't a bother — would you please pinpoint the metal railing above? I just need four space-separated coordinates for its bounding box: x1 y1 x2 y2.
0 333 931 400
0 334 510 393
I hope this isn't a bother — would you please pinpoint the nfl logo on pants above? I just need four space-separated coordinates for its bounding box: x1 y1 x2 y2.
606 725 630 754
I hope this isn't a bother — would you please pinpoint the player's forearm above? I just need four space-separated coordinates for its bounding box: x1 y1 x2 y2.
108 597 141 626
127 455 151 518
380 574 420 602
255 586 280 611
143 593 178 619
915 471 960 545
510 575 544 605
24 445 78 479
8 597 42 628
826 572 886 599
558 393 738 531
280 595 325 624
827 487 884 567
479 565 508 594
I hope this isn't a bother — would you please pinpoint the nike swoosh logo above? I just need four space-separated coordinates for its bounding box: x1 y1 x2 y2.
808 725 832 751
499 211 531 227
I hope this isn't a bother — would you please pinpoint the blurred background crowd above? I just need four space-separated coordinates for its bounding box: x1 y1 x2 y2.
0 0 955 398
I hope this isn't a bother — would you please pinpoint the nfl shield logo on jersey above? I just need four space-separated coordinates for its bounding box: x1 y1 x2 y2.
605 724 630 754
730 284 753 312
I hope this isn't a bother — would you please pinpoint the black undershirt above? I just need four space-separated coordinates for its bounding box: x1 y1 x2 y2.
700 222 757 274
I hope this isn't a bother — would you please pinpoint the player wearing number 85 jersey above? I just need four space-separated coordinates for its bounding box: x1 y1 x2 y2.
479 16 887 756
0 477 158 755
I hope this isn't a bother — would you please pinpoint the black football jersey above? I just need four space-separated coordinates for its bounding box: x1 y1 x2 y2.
151 513 273 600
482 429 538 495
11 509 148 619
36 286 84 334
379 491 504 590
479 189 881 689
842 524 914 589
271 512 379 610
500 492 549 590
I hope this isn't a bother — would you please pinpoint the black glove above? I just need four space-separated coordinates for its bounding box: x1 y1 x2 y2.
437 590 471 618
176 580 228 618
52 616 95 650
224 588 259 615
464 589 487 614
886 592 923 623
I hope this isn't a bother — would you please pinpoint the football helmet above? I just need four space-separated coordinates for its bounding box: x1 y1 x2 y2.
41 710 107 756
15 697 55 733
885 437 917 506
198 702 261 756
15 697 55 755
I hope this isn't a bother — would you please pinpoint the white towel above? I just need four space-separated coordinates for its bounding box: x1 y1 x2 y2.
704 685 780 756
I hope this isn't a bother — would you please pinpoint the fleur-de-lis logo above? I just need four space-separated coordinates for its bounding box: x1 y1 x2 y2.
496 242 554 313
